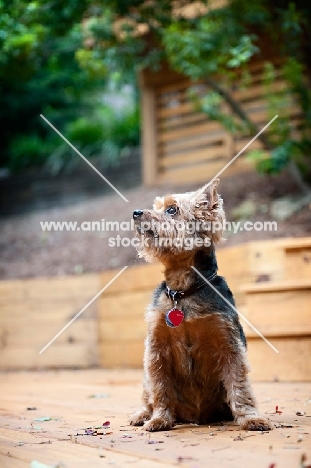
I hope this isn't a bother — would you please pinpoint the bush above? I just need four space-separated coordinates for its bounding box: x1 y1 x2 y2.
8 135 54 171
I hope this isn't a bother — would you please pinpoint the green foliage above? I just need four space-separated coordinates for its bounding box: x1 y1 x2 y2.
0 0 105 171
2 0 311 179
44 104 140 175
66 118 105 147
8 135 54 171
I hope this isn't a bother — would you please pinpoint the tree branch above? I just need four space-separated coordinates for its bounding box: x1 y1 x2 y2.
204 75 273 150
204 76 311 193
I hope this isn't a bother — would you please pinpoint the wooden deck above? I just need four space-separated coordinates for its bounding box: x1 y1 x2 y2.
0 370 310 468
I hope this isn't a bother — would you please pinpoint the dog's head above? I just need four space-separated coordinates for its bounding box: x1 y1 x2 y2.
132 179 225 263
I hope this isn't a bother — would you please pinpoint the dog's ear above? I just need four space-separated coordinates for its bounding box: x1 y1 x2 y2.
193 178 221 210
192 178 225 243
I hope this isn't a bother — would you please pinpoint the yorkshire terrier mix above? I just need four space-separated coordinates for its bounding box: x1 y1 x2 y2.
130 179 272 432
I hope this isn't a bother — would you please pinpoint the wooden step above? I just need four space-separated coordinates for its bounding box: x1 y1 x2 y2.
243 237 311 283
247 337 311 381
241 279 311 337
242 278 311 293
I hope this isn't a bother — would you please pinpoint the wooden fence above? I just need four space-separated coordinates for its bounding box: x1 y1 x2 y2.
140 60 302 186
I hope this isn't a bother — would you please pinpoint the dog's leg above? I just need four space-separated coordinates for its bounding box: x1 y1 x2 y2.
138 340 175 432
129 387 153 426
144 375 174 432
222 350 272 431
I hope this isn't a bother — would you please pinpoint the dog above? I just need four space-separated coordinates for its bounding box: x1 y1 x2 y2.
129 179 272 432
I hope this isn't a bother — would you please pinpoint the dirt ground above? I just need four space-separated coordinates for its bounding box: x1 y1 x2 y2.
0 169 310 279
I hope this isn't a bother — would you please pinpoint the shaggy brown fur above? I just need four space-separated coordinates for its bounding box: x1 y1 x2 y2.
130 179 272 432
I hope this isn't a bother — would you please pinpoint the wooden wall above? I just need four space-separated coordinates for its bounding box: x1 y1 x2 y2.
1 238 310 381
140 61 302 186
0 275 100 369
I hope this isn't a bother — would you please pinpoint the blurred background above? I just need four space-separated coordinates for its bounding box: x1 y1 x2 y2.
0 0 311 280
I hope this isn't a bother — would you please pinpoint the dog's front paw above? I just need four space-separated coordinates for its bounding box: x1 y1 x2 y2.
240 417 272 431
129 409 151 426
143 417 174 432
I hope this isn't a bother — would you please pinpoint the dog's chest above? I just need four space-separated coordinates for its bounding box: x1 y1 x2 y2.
164 314 232 377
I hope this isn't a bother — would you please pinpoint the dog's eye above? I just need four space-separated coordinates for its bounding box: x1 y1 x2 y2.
166 206 177 216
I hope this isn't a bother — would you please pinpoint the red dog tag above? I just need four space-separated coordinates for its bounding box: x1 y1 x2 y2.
165 308 184 327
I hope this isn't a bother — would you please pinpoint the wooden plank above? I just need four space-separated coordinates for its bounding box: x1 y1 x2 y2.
99 318 147 341
246 240 286 282
158 129 225 154
0 274 99 301
158 121 226 144
244 288 311 336
157 111 209 131
156 101 198 119
0 302 96 323
0 274 100 370
234 80 288 101
99 290 151 320
159 145 227 169
0 317 97 346
216 244 251 307
283 238 311 250
0 343 98 369
0 427 171 468
242 278 311 293
285 249 311 280
158 157 252 184
141 86 158 186
247 337 311 381
234 138 264 153
99 264 163 295
99 341 144 368
156 78 202 99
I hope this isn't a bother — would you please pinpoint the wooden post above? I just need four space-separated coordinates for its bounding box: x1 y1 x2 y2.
141 86 158 186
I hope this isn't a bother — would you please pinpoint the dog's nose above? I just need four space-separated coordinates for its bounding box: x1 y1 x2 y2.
133 209 144 219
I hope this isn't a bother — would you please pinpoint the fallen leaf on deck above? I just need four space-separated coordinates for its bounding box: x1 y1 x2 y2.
177 456 197 463
266 405 283 415
146 440 164 444
275 422 294 428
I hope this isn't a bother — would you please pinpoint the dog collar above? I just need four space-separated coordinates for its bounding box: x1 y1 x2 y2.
165 271 217 302
164 271 217 328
